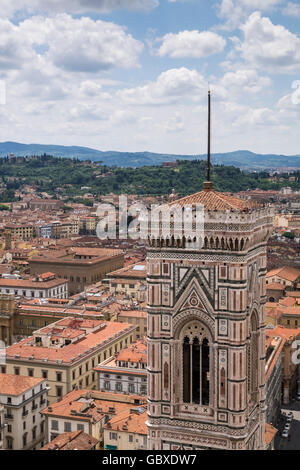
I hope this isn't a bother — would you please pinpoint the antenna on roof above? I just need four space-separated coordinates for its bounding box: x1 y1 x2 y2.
203 88 213 191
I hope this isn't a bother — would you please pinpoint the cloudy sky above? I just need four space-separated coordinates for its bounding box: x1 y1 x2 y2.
0 0 300 155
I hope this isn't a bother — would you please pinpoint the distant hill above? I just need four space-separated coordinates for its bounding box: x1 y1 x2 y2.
0 141 300 170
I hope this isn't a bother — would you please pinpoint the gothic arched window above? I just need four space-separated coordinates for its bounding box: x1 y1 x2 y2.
247 312 258 402
181 321 211 406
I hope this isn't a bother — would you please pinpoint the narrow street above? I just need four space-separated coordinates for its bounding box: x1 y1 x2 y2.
275 400 300 450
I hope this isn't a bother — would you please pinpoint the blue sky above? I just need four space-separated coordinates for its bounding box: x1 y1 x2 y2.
0 0 300 155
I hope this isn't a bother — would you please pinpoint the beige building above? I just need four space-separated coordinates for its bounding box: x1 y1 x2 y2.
95 338 147 395
104 405 147 450
0 374 47 450
116 310 147 340
103 262 147 301
41 389 146 448
52 220 79 239
4 317 136 404
266 266 300 289
29 247 124 295
0 272 68 300
5 224 34 241
79 216 98 235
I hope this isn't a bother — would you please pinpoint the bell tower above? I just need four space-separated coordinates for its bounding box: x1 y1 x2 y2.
146 93 274 450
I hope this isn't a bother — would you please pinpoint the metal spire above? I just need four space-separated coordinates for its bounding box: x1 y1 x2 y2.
203 89 213 191
207 89 211 182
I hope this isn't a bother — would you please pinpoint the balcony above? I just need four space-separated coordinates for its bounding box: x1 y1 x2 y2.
22 410 29 417
32 404 38 411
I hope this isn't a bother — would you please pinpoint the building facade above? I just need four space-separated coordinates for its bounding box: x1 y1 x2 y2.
0 374 47 450
146 183 273 450
95 338 147 395
4 317 137 404
29 247 124 295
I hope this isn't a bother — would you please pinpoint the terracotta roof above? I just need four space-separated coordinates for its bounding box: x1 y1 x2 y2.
270 325 300 341
0 278 67 289
169 186 259 211
116 339 147 364
279 297 296 307
41 389 147 422
105 405 147 435
267 266 300 282
6 319 135 364
265 332 285 380
278 306 300 316
118 310 146 319
0 373 45 396
265 423 278 446
41 431 98 450
266 283 285 291
107 262 146 280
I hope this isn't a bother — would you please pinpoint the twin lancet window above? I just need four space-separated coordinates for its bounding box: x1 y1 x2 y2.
182 322 210 406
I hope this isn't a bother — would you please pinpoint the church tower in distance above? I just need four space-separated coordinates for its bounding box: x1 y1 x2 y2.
146 92 274 450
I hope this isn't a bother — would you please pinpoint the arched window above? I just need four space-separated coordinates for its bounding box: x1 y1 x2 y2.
181 321 211 406
248 313 258 402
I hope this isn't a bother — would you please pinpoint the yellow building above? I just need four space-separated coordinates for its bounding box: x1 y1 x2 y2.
4 317 137 404
5 224 34 241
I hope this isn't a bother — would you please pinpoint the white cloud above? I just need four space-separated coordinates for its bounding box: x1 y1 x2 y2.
237 107 278 126
237 12 300 73
220 69 272 94
0 19 35 70
19 14 143 73
118 67 206 105
282 2 300 17
0 0 159 18
157 30 226 58
217 0 282 29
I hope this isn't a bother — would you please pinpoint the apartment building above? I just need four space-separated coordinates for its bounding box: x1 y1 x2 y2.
29 247 124 295
104 405 147 450
116 310 147 339
265 331 285 424
0 272 68 300
4 317 137 404
41 389 146 448
52 220 79 239
102 262 146 301
28 199 64 211
5 224 34 241
95 338 147 395
79 217 98 235
0 374 47 450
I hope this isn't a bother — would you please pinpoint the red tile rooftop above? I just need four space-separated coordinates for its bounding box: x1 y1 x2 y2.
169 186 259 212
41 389 147 421
266 283 285 290
267 266 300 282
41 430 99 450
0 373 45 396
6 319 136 364
118 310 146 318
106 405 147 435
